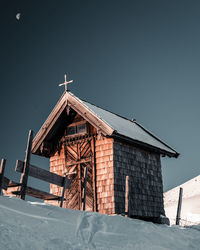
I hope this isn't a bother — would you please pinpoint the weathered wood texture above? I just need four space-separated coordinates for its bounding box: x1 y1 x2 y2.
48 145 66 207
0 159 6 193
48 135 115 215
16 160 70 188
20 130 33 200
125 176 130 217
45 110 166 219
49 136 94 210
113 140 165 218
82 166 88 211
1 176 10 191
3 183 20 196
13 186 61 200
60 175 69 207
3 179 64 201
92 137 97 212
176 187 183 225
95 137 115 215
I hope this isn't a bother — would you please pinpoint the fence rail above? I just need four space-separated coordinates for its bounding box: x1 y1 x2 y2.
0 129 71 207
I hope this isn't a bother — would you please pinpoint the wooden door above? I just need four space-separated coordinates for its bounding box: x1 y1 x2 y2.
63 137 95 211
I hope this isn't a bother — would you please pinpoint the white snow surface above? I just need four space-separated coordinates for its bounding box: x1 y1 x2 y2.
0 196 200 250
164 175 200 226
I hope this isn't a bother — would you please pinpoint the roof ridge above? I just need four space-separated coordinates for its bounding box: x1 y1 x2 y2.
78 96 135 123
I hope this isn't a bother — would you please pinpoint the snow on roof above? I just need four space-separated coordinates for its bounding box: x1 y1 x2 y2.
72 94 177 155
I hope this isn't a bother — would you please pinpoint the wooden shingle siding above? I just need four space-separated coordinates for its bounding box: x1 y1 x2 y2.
47 145 66 206
113 140 165 218
47 135 165 219
95 137 115 215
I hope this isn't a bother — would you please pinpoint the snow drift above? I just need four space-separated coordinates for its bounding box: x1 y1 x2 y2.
0 196 200 250
164 175 200 226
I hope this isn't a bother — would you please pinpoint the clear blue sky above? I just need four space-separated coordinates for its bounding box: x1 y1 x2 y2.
0 0 200 192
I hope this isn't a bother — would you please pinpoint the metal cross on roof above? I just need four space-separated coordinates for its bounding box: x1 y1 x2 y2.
59 74 73 91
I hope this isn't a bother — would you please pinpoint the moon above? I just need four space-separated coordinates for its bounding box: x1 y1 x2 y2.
16 13 21 20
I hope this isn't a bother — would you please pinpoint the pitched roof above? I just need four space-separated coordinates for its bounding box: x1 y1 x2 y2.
32 91 179 158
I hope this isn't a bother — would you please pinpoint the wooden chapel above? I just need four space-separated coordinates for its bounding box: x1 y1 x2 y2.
31 86 179 222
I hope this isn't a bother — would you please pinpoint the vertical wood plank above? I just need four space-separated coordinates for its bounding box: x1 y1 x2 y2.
92 136 97 212
60 175 71 207
60 146 67 208
82 166 88 211
60 175 67 208
77 143 82 210
176 187 183 225
125 176 130 217
20 130 33 200
0 159 6 195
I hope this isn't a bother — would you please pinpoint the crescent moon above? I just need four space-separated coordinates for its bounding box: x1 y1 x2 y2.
16 13 21 20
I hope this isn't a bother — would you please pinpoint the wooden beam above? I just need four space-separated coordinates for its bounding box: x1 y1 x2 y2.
16 160 70 188
65 171 77 176
8 181 21 188
82 166 88 211
80 141 90 156
125 176 130 217
60 175 71 207
67 121 87 127
66 157 92 167
63 135 93 146
67 144 78 158
0 159 6 194
77 143 82 210
176 187 183 225
92 137 97 212
81 144 91 158
64 164 77 175
20 130 33 200
12 186 62 200
1 176 10 191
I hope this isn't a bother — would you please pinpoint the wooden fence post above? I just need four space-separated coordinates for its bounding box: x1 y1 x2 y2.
125 176 130 217
20 130 33 200
0 159 6 195
60 175 68 208
176 187 183 225
82 166 88 211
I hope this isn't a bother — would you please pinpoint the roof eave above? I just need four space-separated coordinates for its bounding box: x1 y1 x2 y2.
111 132 179 158
135 122 178 156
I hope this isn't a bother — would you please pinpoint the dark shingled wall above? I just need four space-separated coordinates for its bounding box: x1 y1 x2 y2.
113 140 165 218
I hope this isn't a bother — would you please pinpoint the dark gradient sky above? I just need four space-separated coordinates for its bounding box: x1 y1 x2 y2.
1 0 200 193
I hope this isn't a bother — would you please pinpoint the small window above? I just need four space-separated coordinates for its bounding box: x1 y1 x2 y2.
77 123 86 133
67 126 76 135
66 123 87 136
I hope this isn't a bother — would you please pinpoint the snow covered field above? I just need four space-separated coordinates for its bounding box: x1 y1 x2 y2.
0 196 200 250
164 175 200 226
